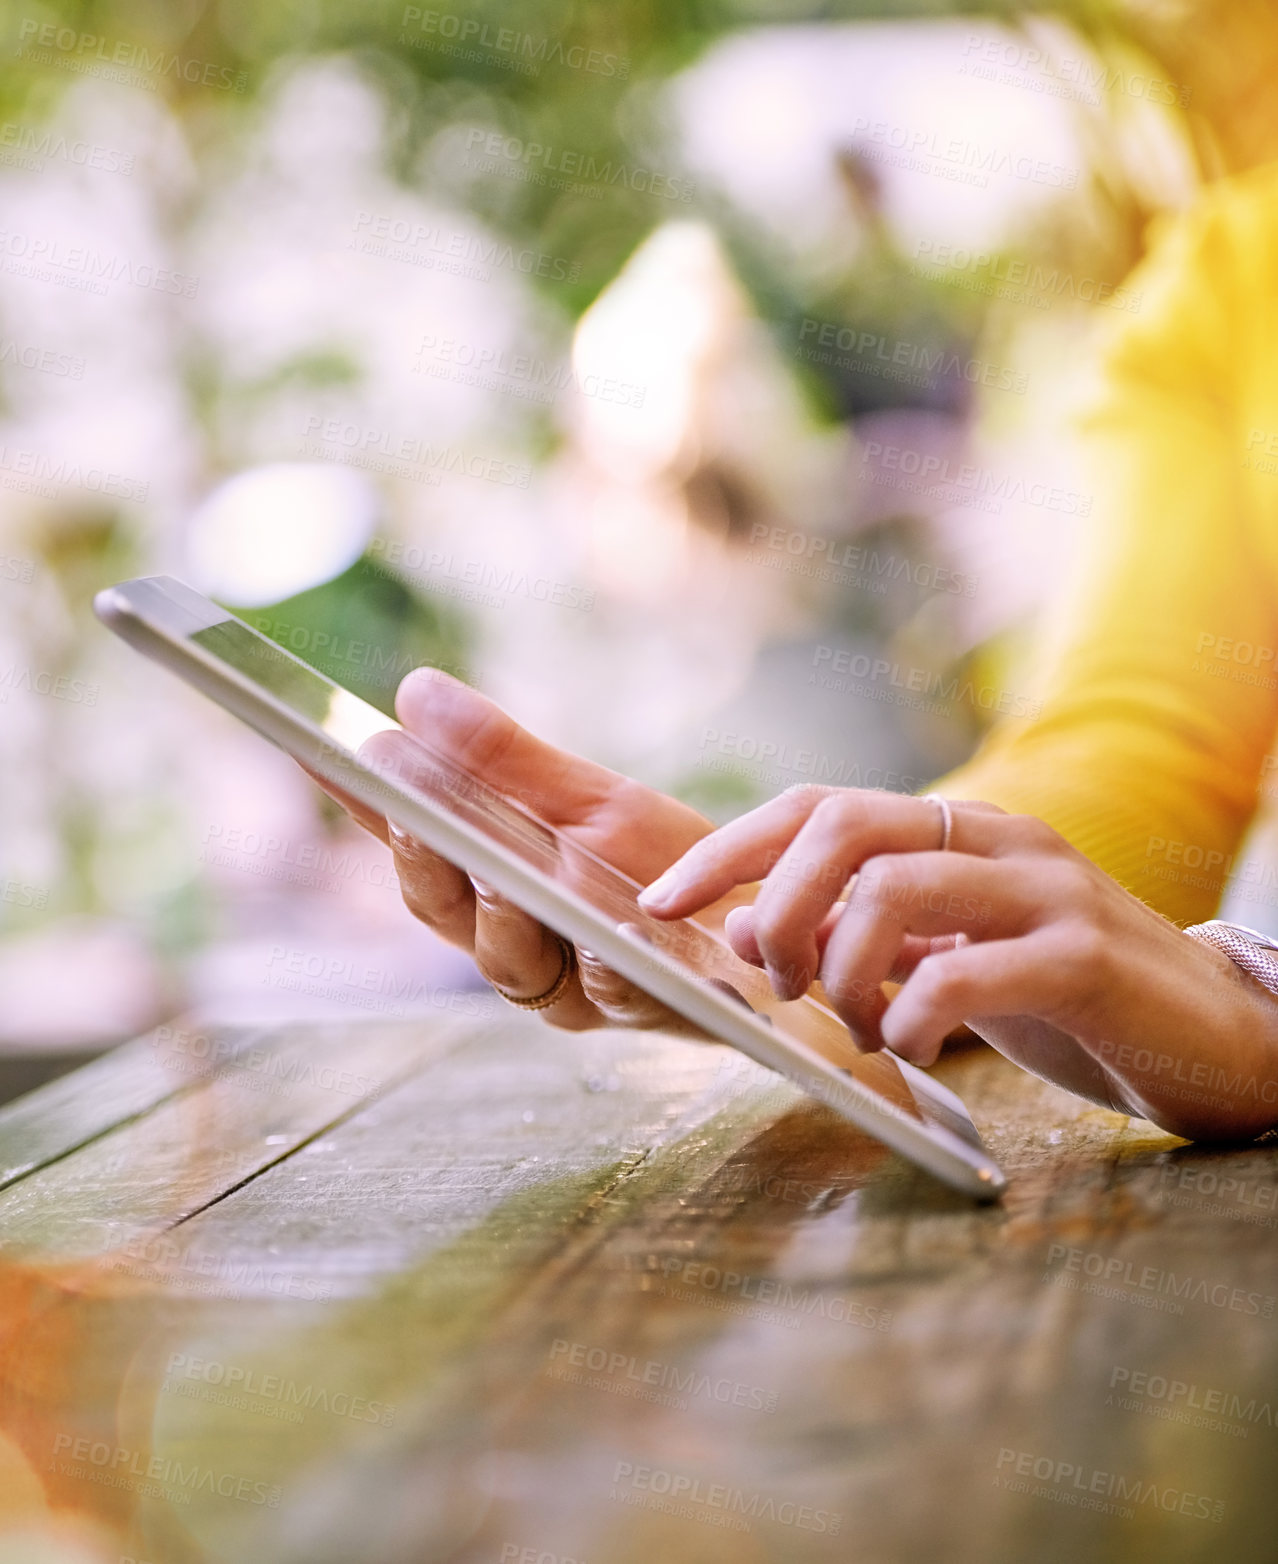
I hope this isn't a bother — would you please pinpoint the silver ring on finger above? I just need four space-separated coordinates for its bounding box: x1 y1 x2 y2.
922 792 954 852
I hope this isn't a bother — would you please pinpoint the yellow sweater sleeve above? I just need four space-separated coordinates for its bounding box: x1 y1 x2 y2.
934 171 1278 926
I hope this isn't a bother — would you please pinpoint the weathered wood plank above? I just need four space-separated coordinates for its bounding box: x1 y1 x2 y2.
0 1015 475 1258
0 1020 1272 1564
441 1046 1274 1564
147 1020 772 1299
152 1040 1278 1564
0 1022 271 1189
127 1028 809 1564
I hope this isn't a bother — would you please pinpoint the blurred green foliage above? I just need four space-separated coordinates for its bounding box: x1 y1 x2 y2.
6 0 1261 327
6 0 1277 954
7 0 1259 460
232 552 469 717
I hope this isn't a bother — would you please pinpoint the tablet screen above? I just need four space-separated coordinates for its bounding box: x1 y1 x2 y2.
98 574 1006 1193
191 615 932 1123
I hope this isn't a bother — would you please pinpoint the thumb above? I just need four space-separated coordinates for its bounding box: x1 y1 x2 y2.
393 667 623 825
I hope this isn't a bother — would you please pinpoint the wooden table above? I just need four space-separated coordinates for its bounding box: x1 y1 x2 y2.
0 1011 1272 1563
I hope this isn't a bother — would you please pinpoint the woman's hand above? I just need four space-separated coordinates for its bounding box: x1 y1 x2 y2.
637 785 1278 1141
305 668 727 1032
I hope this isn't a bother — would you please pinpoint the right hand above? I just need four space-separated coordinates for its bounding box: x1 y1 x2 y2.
304 668 730 1031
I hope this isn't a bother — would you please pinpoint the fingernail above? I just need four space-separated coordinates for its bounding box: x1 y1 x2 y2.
387 820 414 850
469 876 500 903
637 870 680 910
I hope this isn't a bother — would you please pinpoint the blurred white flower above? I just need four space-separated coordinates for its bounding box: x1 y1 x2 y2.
184 461 378 605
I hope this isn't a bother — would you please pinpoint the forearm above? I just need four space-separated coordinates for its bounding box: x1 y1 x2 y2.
1096 936 1278 1141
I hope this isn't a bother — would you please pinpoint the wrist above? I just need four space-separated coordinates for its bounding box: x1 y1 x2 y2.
1185 919 1278 997
1130 926 1278 1140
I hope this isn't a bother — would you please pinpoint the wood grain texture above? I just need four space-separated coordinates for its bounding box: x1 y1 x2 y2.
0 1023 273 1189
0 1017 1272 1564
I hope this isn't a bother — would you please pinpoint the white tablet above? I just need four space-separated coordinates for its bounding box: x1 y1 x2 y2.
95 575 1006 1198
